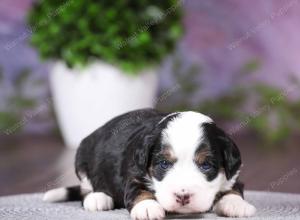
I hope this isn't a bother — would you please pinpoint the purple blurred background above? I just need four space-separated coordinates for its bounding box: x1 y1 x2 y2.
0 0 299 196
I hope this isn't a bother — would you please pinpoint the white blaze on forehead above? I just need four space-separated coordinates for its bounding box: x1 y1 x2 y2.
162 111 213 157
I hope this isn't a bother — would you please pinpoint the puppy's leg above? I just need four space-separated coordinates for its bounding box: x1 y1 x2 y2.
214 181 256 217
125 177 165 220
79 173 114 212
83 192 114 211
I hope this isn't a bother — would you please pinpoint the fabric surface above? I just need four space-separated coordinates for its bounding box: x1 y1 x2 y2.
0 191 299 220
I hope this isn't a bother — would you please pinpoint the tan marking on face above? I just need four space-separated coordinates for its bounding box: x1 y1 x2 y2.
194 145 211 164
161 145 177 163
133 190 156 206
148 146 177 177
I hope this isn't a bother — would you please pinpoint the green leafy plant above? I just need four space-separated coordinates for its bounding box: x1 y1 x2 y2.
28 0 183 73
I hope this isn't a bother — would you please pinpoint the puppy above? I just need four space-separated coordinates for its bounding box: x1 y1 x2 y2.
44 108 256 219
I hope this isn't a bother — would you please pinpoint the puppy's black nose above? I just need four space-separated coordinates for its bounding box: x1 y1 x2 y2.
175 193 191 206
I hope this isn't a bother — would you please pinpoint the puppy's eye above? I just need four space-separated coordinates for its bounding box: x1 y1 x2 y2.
159 160 172 169
199 162 212 172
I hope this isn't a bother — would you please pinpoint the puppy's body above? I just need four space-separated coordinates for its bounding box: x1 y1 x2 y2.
76 109 168 208
44 109 256 219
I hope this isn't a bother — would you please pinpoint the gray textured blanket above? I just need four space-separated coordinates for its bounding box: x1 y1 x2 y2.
0 191 299 220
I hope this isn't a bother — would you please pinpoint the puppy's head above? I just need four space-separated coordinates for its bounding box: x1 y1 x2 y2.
141 112 241 213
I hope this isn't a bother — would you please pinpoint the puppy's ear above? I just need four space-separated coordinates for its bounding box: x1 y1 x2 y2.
128 125 159 174
218 133 241 180
133 134 156 172
203 123 241 180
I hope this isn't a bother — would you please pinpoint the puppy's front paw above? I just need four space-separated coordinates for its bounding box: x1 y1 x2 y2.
214 194 256 217
83 192 114 211
131 199 165 220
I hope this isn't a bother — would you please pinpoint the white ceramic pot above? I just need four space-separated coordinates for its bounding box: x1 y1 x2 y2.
49 61 158 148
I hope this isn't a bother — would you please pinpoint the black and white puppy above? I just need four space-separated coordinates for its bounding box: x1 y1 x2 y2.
44 109 256 219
